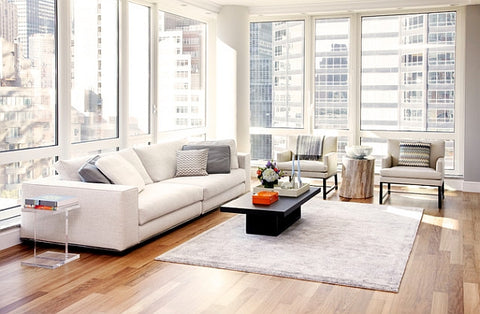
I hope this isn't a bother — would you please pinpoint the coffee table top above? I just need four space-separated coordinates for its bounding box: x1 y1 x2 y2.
221 187 321 217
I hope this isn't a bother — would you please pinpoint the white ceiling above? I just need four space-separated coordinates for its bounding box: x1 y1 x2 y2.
164 0 480 15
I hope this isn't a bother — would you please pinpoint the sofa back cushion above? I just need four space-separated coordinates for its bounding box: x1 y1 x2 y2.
134 138 187 182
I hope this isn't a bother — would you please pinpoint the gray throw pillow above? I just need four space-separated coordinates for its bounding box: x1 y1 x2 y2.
182 144 231 174
78 155 111 184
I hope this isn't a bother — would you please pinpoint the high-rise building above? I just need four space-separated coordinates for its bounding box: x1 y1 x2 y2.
158 12 205 131
0 0 18 44
249 21 304 160
361 12 456 132
11 0 55 59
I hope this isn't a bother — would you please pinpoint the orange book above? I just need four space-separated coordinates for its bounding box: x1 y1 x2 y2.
252 191 279 205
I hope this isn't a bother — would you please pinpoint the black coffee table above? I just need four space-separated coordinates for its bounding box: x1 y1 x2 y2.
220 187 321 236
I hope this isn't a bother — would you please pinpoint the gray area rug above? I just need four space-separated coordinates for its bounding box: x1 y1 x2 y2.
156 200 423 292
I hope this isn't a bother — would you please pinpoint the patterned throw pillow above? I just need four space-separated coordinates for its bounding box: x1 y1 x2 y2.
398 142 431 167
175 149 209 177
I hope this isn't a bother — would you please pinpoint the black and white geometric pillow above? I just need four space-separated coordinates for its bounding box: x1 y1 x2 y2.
398 142 431 167
175 149 209 177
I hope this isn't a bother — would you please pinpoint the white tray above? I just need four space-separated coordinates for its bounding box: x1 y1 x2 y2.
252 183 310 197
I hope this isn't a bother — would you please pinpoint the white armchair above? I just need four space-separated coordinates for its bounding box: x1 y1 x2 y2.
379 139 445 209
276 135 338 200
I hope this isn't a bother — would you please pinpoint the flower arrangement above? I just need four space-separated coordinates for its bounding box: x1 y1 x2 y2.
257 160 284 188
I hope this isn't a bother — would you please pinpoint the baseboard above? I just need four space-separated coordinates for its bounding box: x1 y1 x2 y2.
463 181 480 193
0 226 21 251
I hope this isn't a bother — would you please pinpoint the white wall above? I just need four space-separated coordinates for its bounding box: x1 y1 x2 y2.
216 6 250 153
464 5 480 192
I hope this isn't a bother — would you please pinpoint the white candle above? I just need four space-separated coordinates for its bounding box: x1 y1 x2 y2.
291 158 295 177
297 155 302 187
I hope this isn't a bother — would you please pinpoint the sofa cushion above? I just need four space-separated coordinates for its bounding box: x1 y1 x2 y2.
134 138 187 182
182 144 231 174
78 155 111 183
175 149 209 177
398 142 431 167
96 154 146 192
380 166 443 180
116 148 153 184
165 168 246 200
138 182 203 225
54 155 91 181
186 139 239 169
276 160 328 173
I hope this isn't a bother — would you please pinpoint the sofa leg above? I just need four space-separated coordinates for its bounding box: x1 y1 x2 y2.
442 182 445 199
334 174 338 190
387 183 391 194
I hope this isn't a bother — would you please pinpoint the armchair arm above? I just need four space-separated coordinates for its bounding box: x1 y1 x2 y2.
277 150 293 162
436 157 445 178
323 152 338 176
381 155 392 169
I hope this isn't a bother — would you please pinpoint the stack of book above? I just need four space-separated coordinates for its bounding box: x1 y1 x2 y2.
24 195 79 211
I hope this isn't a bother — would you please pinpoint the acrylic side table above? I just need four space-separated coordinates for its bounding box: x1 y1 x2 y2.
21 203 80 269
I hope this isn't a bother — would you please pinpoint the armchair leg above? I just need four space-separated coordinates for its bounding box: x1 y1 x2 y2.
438 186 442 209
379 182 383 204
323 178 327 200
334 174 338 190
442 182 445 199
388 183 391 194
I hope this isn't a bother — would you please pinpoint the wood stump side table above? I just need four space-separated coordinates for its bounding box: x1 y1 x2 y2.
339 156 375 199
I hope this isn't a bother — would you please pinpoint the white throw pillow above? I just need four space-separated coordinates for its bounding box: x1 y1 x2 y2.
96 154 146 192
134 138 187 182
175 149 209 177
116 148 153 184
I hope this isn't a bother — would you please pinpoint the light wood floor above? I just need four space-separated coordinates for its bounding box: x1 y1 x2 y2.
0 183 479 313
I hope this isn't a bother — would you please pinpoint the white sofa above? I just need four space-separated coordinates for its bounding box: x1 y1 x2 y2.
21 138 251 252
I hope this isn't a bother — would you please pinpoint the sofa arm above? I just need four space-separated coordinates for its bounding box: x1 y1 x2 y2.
323 152 338 176
436 157 445 178
381 155 392 169
238 152 251 192
277 150 293 162
21 176 139 251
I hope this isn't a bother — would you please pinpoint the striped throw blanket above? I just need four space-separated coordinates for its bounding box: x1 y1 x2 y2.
295 135 324 160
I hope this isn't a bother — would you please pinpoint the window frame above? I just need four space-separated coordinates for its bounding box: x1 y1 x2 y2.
249 7 465 176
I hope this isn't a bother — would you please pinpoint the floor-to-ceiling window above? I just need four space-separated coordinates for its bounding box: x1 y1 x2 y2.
128 2 150 137
314 17 350 157
0 0 211 229
250 10 461 175
71 0 118 143
157 11 206 135
360 12 456 170
250 20 305 160
0 0 57 226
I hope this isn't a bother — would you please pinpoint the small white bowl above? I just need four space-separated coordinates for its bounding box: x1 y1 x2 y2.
345 145 373 159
